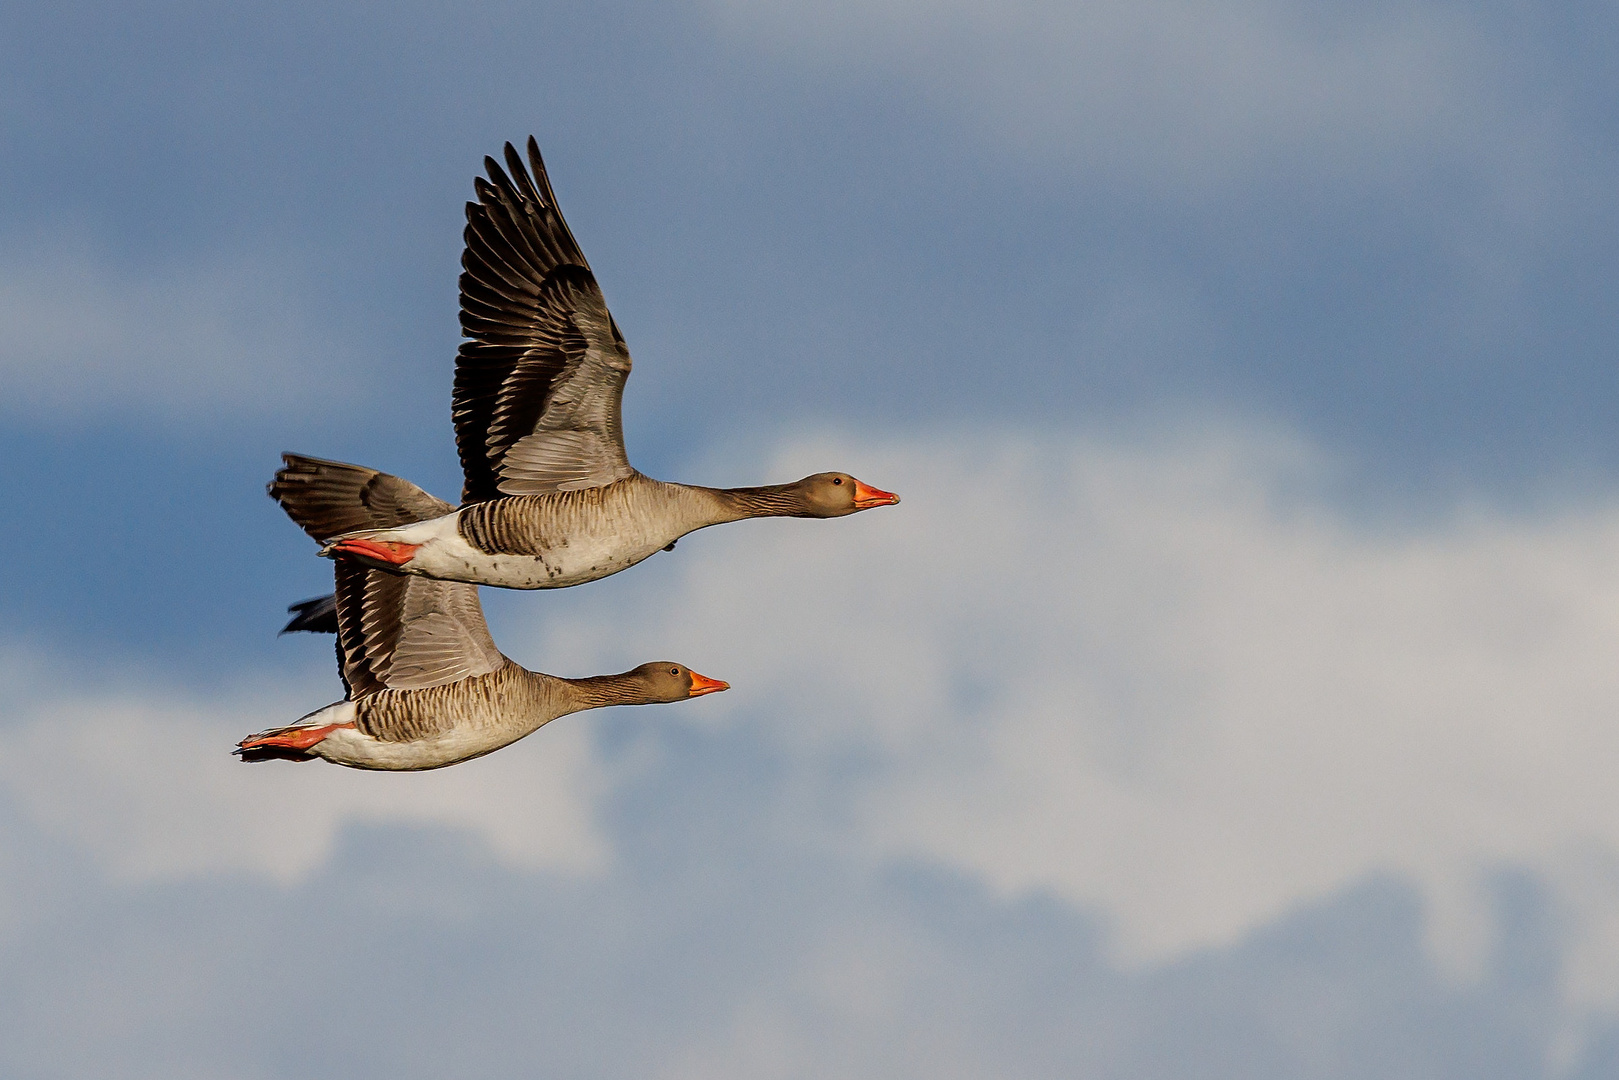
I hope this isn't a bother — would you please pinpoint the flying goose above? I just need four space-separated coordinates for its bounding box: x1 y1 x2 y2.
240 463 727 770
285 137 897 593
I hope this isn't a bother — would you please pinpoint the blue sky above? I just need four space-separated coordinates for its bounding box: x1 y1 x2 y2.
6 1 1619 1076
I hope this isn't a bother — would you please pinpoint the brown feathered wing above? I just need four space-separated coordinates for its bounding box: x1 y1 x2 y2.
453 138 635 504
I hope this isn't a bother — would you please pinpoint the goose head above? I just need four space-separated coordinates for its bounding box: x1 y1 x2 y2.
787 473 900 517
623 662 731 703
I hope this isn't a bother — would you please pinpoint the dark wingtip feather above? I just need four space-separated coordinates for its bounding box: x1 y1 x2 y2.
281 595 339 635
506 140 542 206
526 136 565 211
482 155 520 206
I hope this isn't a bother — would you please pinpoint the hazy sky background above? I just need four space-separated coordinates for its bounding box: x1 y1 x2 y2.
5 1 1619 1076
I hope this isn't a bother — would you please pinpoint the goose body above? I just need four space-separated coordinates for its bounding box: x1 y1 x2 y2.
276 137 896 596
316 472 892 589
280 667 572 771
249 659 723 771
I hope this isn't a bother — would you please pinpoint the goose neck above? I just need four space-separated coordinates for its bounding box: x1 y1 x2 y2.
705 484 806 521
559 672 653 712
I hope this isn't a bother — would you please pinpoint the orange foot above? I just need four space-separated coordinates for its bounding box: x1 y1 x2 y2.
328 538 421 567
238 721 355 754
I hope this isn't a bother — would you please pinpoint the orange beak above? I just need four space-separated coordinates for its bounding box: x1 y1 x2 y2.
852 480 900 509
687 671 730 698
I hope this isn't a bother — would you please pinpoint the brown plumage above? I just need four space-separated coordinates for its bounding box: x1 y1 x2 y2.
241 464 728 771
270 455 454 543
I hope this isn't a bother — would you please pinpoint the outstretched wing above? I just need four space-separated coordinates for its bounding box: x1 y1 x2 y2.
269 453 455 543
453 137 635 504
333 560 505 697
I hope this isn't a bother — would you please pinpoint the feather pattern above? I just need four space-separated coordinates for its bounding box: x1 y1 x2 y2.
268 456 503 696
354 663 547 744
269 454 454 542
333 560 503 698
453 137 634 504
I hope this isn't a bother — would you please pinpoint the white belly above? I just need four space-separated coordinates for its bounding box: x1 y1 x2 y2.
314 718 529 771
406 515 674 590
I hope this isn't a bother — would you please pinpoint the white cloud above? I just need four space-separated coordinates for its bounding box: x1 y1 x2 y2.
11 420 1619 1021
705 0 1508 192
0 670 609 895
0 236 361 421
523 424 1619 1010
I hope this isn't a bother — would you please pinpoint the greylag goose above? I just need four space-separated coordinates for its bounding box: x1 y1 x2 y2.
240 468 727 770
284 137 897 593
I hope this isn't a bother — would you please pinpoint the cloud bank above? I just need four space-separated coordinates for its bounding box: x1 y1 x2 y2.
534 425 1619 1003
10 424 1619 1023
0 666 607 894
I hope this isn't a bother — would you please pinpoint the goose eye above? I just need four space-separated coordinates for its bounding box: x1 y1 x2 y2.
832 477 843 485
670 667 680 676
